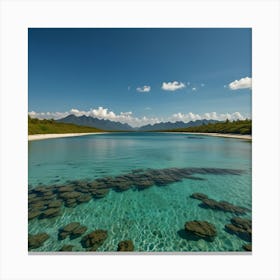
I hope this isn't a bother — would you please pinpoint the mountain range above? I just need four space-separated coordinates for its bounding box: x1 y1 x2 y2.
138 119 219 131
56 114 219 131
56 114 133 131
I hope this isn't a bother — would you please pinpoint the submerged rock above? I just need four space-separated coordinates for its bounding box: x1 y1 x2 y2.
153 175 177 186
59 191 81 200
190 192 249 215
58 222 87 240
64 198 77 208
29 167 245 215
31 187 57 203
135 180 154 190
47 200 62 208
117 240 134 251
74 180 89 188
184 220 217 241
225 217 252 242
91 188 109 199
28 188 62 221
61 222 81 232
28 193 38 199
231 217 251 231
59 244 75 252
243 243 252 251
76 194 92 203
88 180 109 190
81 229 107 250
33 186 50 194
28 196 46 205
70 225 88 239
75 186 91 194
110 178 132 192
58 186 75 193
190 193 209 200
28 209 41 221
58 231 69 240
201 199 248 215
58 222 81 240
29 201 47 211
28 233 49 250
40 207 61 219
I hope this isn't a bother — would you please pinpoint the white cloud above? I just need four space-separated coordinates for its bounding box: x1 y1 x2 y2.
192 87 197 91
28 110 70 119
161 81 185 91
170 111 246 123
228 77 252 90
136 85 151 93
29 108 248 128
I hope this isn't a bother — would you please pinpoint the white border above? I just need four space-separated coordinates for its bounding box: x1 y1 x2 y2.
0 0 279 279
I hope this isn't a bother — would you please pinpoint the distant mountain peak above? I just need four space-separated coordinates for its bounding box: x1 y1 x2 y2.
56 114 134 131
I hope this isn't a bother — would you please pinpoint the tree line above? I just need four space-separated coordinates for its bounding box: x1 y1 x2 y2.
168 119 252 135
28 116 103 135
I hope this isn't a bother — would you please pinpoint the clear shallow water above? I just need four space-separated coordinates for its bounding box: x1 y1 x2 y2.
28 132 252 252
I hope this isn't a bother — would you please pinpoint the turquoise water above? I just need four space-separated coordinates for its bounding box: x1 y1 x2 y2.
28 132 252 252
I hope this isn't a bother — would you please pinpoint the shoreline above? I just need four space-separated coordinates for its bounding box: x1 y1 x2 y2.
28 131 252 141
174 132 252 140
28 132 108 141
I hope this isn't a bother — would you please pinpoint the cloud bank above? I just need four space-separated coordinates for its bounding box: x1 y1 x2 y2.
136 85 151 92
229 77 252 90
161 81 185 91
29 107 248 128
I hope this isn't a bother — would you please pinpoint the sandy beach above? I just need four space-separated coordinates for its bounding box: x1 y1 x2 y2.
28 132 107 141
181 132 252 140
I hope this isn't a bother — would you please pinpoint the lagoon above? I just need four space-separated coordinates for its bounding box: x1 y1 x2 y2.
28 132 252 252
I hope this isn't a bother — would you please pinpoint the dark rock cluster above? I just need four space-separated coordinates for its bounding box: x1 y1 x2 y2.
243 243 252 251
59 244 75 252
28 167 247 251
28 186 62 221
184 220 217 242
225 217 252 242
28 233 49 250
81 229 108 251
190 193 249 215
117 240 134 251
29 227 135 252
29 167 244 222
58 222 87 240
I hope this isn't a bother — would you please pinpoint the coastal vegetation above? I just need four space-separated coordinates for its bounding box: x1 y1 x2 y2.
165 119 252 135
28 116 104 135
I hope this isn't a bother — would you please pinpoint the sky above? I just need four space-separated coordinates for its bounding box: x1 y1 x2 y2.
28 28 252 127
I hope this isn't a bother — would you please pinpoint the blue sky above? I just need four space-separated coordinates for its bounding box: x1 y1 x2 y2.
28 28 251 127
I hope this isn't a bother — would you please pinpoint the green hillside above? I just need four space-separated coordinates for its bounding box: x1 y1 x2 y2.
28 116 104 135
167 119 252 135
